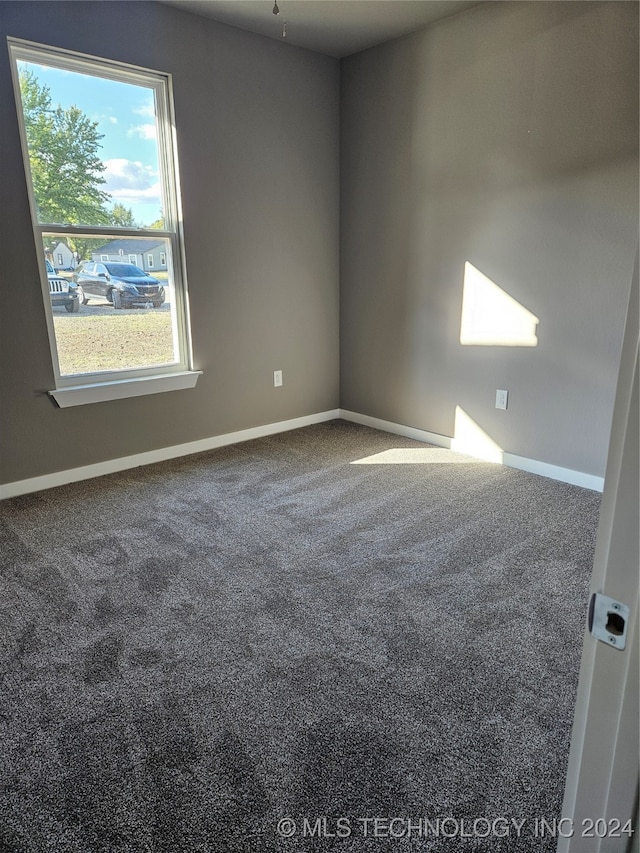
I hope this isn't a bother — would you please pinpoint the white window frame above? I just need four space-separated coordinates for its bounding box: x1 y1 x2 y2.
160 252 166 266
8 38 200 406
100 255 109 261
128 254 137 264
147 253 154 268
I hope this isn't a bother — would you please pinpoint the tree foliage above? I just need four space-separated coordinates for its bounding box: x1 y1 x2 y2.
66 236 107 264
19 68 112 225
110 203 138 228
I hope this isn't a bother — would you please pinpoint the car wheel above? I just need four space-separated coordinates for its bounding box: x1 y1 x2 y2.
65 298 80 313
112 289 122 309
77 286 87 305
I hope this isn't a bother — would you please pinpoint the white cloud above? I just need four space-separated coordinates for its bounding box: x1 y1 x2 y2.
91 112 118 126
133 103 156 118
127 123 157 141
103 158 161 206
103 158 156 185
110 183 162 204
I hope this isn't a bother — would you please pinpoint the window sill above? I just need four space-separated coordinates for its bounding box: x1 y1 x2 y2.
49 370 202 408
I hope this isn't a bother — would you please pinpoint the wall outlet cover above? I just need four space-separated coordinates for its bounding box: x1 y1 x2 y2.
496 389 508 410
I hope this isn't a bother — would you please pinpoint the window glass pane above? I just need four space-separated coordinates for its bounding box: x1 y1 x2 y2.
16 60 165 229
10 40 193 390
43 233 179 376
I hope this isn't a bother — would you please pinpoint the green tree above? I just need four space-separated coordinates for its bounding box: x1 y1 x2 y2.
110 203 138 228
19 68 111 225
66 236 105 263
150 214 165 230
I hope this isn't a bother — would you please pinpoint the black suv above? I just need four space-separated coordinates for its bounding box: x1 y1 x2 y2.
47 259 80 313
72 261 165 309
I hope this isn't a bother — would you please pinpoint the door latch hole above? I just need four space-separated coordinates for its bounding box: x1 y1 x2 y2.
589 593 628 650
605 611 625 636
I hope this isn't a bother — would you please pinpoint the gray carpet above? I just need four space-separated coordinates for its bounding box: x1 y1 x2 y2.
0 420 600 852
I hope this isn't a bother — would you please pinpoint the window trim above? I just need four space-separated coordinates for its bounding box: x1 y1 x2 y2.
50 370 202 408
8 37 199 404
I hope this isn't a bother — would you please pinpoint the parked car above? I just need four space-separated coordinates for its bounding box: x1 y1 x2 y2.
72 261 166 309
46 259 81 313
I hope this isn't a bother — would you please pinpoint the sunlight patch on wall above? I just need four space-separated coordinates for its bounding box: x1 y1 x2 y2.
450 406 504 464
460 262 539 346
351 447 487 465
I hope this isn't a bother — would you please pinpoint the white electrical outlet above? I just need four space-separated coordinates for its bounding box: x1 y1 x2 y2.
273 370 283 387
496 389 508 410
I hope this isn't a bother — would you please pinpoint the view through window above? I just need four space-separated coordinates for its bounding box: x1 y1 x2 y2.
9 41 191 384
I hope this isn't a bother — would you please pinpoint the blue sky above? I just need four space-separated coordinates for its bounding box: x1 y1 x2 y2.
20 61 164 227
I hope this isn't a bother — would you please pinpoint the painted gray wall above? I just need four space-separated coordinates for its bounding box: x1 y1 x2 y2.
1 1 637 487
340 1 639 477
0 1 340 485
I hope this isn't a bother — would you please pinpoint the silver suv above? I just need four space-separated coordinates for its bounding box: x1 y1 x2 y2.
46 259 80 313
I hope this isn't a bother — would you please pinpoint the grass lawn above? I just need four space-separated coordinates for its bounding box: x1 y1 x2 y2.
53 310 175 375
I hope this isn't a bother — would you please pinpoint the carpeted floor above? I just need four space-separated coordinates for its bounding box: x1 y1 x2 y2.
0 420 600 852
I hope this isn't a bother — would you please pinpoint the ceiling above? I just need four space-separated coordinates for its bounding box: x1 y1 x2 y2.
160 0 480 57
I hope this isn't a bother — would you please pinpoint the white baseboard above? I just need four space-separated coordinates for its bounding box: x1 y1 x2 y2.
0 409 340 500
499 451 604 492
338 409 604 492
338 409 452 450
0 406 604 499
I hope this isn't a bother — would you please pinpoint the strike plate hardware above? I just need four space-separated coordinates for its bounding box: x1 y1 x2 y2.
588 593 629 651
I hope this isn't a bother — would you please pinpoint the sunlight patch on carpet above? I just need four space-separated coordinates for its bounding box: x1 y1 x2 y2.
350 447 488 465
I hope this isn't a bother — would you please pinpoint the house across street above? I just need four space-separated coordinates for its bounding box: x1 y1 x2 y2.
91 238 168 274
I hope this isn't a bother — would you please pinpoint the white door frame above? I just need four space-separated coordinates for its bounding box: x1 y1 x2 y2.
560 248 639 853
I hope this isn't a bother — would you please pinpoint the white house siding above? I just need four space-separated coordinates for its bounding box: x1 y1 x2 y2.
92 241 167 272
51 242 75 269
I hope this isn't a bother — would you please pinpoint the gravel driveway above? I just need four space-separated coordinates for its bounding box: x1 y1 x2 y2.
75 299 172 317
